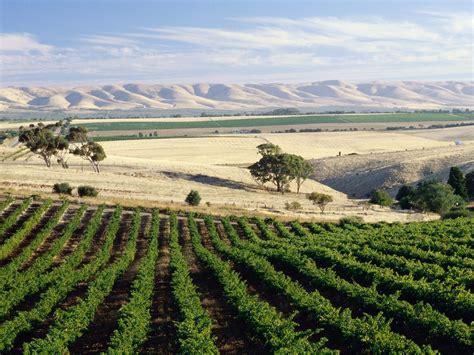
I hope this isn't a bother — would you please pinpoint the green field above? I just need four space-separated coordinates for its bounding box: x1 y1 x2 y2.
91 135 203 142
0 195 472 353
78 113 474 132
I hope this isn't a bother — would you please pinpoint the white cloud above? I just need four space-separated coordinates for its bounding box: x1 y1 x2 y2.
0 33 53 53
1 11 473 85
80 35 138 47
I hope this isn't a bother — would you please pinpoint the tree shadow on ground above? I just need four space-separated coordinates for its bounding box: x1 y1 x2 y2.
161 171 254 191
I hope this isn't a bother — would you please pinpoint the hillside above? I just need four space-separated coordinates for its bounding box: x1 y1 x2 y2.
311 141 474 198
1 81 473 112
3 126 463 222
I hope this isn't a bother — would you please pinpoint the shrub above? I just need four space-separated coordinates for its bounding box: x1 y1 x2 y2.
77 185 98 197
285 201 302 211
53 183 72 195
185 190 201 206
442 208 472 220
370 190 393 207
339 215 364 227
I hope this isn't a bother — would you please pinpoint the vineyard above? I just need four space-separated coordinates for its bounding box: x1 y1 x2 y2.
0 195 472 354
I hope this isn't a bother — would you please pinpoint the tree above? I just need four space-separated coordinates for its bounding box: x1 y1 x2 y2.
286 155 313 193
185 190 201 206
256 143 281 157
414 181 464 214
465 171 474 200
18 122 65 168
396 185 416 209
399 196 415 210
70 142 106 173
370 190 393 207
66 126 88 144
447 167 468 200
249 153 294 193
18 122 106 172
396 185 415 201
67 127 106 173
53 136 70 168
307 192 333 213
250 144 310 194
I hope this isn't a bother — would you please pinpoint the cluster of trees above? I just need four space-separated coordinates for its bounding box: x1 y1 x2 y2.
394 167 473 216
249 144 313 194
18 121 106 173
396 181 464 215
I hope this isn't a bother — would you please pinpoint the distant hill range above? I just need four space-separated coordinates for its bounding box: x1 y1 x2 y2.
0 80 472 112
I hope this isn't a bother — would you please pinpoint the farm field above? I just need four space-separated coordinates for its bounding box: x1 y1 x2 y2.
0 196 471 353
99 131 455 164
1 112 472 132
1 128 470 222
76 113 474 132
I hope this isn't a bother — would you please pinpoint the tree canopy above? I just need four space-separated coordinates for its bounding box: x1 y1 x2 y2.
18 121 105 173
249 144 313 194
447 167 468 200
307 192 333 213
465 171 474 201
370 190 393 207
413 181 464 215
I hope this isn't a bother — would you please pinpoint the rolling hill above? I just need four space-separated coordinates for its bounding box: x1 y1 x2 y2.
0 80 472 112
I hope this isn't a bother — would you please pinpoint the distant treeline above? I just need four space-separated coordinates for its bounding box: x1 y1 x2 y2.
385 122 474 131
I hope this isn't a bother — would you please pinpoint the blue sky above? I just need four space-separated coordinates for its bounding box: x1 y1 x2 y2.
0 0 472 85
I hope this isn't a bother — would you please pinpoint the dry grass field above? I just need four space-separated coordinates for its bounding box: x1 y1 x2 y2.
99 130 455 165
1 127 463 222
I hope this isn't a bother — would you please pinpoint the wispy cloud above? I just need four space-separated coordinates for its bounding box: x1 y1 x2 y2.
418 11 473 33
240 16 441 41
80 35 138 47
0 33 53 53
1 10 472 85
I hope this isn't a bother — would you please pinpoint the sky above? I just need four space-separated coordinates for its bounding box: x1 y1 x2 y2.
0 0 473 86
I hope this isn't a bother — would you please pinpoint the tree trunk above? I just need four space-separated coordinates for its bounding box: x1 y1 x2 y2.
42 155 51 167
276 180 282 193
87 158 99 173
